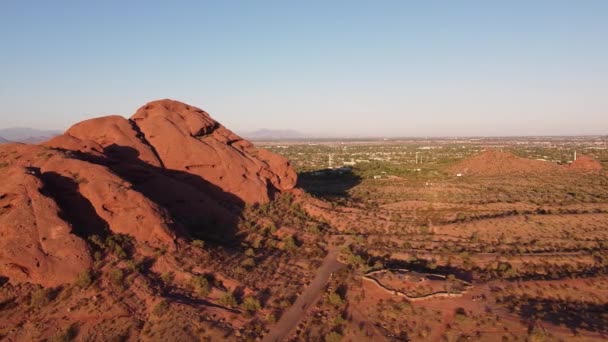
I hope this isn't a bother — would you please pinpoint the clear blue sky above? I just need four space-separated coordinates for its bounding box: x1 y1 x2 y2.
1 1 607 136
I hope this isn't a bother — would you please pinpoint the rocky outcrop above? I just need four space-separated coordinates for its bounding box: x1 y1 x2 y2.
0 147 92 287
1 99 297 286
130 99 297 204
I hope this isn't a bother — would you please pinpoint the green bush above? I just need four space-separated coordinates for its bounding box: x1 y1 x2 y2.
325 331 343 342
109 269 125 289
153 299 169 316
240 257 256 268
242 296 262 313
265 313 277 323
75 269 93 288
282 235 298 252
192 240 205 249
161 272 174 285
30 287 51 307
327 292 344 307
219 292 238 308
192 275 211 297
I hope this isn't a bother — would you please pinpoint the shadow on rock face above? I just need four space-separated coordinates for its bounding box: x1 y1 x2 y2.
67 144 247 245
40 171 111 240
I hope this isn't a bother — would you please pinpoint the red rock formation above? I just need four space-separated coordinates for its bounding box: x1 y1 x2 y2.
0 145 92 287
130 99 297 204
57 115 163 167
1 99 297 286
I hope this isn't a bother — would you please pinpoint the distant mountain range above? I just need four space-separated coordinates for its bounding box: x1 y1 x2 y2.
0 127 62 144
240 129 308 141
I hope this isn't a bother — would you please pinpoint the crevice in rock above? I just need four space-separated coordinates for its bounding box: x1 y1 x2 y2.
38 171 111 241
128 119 166 169
192 122 220 138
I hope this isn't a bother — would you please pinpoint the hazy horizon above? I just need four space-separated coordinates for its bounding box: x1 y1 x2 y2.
1 1 607 136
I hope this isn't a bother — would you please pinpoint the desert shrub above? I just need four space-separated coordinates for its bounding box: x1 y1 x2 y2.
109 268 125 289
333 314 346 326
125 259 145 273
50 324 78 342
161 272 174 285
240 258 256 268
242 296 262 313
105 234 132 259
153 299 169 316
75 269 93 288
341 247 365 267
282 235 298 252
192 239 205 249
89 235 105 249
93 251 102 262
265 313 277 323
454 307 467 322
219 291 238 308
327 291 344 307
325 331 343 342
528 327 546 342
192 275 211 297
89 234 133 259
30 287 51 307
265 222 277 234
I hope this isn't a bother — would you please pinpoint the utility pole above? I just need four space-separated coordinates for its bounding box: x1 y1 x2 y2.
415 152 420 165
574 150 577 161
328 153 334 169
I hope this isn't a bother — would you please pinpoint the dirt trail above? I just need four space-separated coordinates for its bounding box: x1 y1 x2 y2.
263 243 346 342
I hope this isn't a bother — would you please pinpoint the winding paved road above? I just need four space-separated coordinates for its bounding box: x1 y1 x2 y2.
263 244 346 342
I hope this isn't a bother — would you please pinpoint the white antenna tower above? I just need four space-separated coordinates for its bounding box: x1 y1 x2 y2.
574 150 577 161
415 152 420 165
328 153 334 169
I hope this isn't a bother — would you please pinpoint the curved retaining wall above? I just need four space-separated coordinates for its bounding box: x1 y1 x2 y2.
362 269 472 301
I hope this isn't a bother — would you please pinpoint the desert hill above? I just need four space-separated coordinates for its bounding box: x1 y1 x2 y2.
448 149 602 176
0 99 297 286
0 137 8 143
0 127 61 143
241 129 307 141
569 154 603 172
